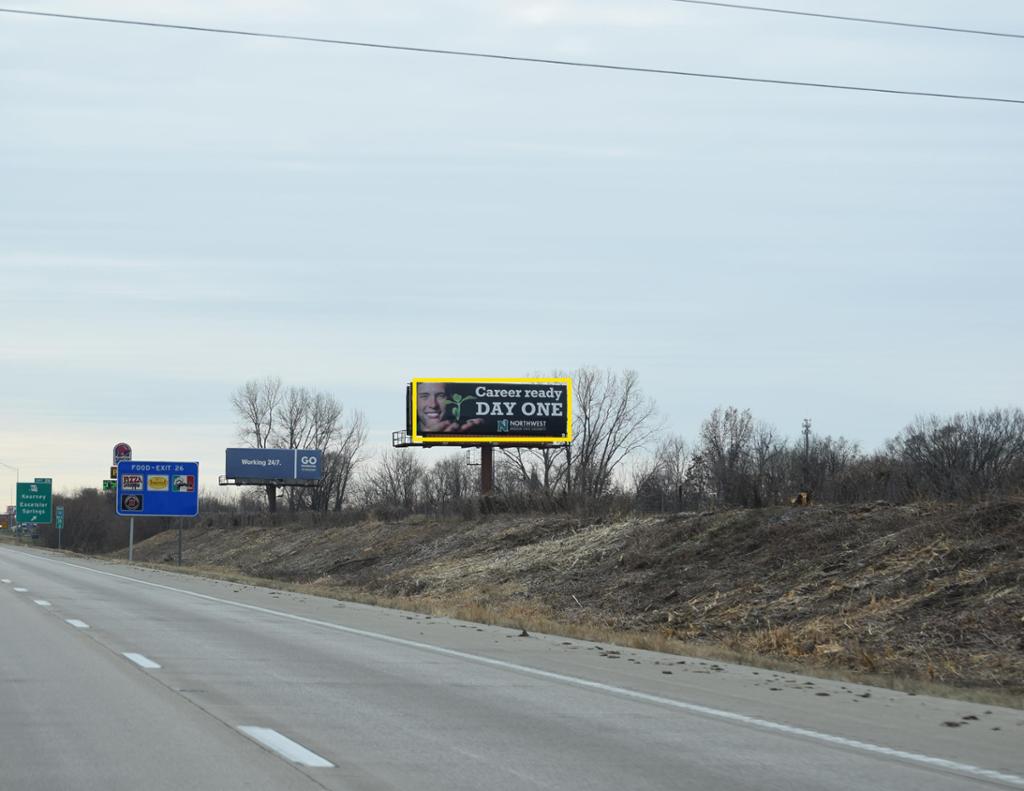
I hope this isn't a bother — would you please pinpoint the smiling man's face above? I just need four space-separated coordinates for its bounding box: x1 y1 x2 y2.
417 383 449 431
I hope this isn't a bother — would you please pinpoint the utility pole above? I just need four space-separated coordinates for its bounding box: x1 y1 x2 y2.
802 418 812 492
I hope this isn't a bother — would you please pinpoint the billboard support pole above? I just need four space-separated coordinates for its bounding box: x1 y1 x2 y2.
177 518 183 566
480 446 494 496
128 517 134 562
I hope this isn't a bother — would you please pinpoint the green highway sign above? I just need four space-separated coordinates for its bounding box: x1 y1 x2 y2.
16 481 52 524
56 505 65 531
102 479 116 491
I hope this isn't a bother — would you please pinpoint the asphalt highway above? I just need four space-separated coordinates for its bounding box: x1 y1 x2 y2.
1 544 1021 791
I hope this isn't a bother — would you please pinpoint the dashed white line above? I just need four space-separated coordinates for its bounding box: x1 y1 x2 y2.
1 578 10 584
13 587 28 592
33 599 51 607
123 652 161 669
66 619 90 629
238 727 334 768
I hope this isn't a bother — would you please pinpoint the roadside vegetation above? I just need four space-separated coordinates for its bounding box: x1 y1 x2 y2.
18 369 1023 703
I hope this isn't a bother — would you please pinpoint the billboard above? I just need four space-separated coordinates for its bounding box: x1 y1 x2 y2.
225 449 322 481
116 461 199 517
409 378 572 444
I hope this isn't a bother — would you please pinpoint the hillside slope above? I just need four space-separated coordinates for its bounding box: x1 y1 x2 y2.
126 499 1024 696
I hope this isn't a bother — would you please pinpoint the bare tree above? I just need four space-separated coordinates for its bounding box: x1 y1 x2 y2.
631 435 694 512
630 455 664 511
695 406 754 505
887 408 1024 500
655 434 691 509
230 376 284 510
357 449 424 512
569 368 660 499
319 410 367 512
420 455 475 513
230 376 283 450
749 423 787 506
275 388 348 511
498 446 565 498
793 433 862 502
275 386 314 451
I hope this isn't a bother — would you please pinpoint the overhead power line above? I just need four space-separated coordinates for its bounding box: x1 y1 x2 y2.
670 0 1024 40
1 7 1022 106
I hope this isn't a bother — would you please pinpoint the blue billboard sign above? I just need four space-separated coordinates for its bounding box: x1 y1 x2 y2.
225 449 322 481
116 461 199 517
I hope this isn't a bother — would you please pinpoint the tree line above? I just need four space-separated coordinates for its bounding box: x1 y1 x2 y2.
226 370 1024 516
22 370 1024 553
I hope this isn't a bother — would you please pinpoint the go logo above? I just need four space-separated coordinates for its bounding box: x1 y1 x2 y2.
300 455 319 466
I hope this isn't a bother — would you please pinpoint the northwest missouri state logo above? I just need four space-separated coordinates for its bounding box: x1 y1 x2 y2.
497 419 509 433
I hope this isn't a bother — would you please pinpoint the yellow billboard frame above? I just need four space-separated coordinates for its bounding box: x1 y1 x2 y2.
410 377 573 444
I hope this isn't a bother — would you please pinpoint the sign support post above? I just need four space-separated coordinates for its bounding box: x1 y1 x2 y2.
177 518 183 567
480 446 494 496
129 517 134 562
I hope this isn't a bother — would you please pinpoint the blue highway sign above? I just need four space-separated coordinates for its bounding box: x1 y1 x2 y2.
116 461 199 517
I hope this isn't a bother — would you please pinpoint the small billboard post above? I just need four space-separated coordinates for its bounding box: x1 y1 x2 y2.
116 460 199 562
398 378 573 496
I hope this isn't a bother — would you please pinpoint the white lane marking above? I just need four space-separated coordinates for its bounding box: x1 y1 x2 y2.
238 726 334 768
12 552 1024 789
13 587 28 592
66 619 90 629
33 599 51 607
1 578 10 583
123 652 161 669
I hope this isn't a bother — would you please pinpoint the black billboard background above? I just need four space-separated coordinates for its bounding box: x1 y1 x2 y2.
411 381 570 441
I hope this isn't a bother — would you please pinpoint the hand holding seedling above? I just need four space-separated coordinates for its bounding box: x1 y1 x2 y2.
436 393 485 432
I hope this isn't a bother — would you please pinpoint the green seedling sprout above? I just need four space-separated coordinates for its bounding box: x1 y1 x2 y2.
447 393 476 423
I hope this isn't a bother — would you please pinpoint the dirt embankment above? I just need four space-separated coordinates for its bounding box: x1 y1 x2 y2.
126 499 1024 698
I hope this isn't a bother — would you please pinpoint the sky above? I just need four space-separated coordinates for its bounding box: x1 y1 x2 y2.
2 0 1022 498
